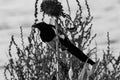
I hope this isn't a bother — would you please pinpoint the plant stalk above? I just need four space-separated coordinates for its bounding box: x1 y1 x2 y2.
55 17 59 80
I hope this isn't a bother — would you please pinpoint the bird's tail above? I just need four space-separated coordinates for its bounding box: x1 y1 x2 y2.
59 36 95 65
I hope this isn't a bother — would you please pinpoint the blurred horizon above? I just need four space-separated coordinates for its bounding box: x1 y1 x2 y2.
0 0 120 79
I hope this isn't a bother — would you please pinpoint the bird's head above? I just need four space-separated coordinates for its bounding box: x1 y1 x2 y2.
32 22 47 30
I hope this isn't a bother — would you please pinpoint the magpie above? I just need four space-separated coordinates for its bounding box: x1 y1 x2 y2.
32 22 95 65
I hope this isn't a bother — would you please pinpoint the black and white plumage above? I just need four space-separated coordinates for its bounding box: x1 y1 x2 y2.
32 22 95 65
33 22 56 42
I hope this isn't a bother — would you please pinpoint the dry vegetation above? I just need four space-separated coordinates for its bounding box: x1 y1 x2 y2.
4 0 120 80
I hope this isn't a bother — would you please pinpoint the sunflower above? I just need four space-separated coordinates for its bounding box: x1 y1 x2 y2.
41 0 63 17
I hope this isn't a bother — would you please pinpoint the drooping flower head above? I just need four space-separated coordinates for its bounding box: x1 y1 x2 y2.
41 0 63 17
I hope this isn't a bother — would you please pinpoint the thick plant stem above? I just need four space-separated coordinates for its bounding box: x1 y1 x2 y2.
55 18 59 80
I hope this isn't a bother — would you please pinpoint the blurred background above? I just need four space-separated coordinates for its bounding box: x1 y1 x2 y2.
0 0 120 80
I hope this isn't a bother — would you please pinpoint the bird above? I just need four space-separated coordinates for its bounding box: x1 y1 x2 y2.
32 22 95 65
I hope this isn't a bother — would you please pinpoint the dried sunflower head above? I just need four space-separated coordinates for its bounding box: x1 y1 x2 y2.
41 0 63 17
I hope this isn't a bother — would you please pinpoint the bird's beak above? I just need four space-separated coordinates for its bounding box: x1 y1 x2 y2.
32 24 37 28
